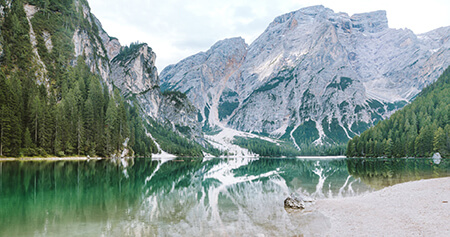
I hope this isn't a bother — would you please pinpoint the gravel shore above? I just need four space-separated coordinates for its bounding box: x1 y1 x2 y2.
312 177 450 236
0 157 102 161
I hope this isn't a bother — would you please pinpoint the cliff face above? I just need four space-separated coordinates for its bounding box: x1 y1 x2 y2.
77 1 203 143
161 37 248 129
161 5 450 146
110 43 158 96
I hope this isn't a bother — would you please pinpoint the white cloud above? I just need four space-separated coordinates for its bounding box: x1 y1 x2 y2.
88 0 450 71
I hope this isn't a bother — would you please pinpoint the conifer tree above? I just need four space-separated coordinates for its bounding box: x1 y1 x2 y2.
433 127 446 153
105 98 117 155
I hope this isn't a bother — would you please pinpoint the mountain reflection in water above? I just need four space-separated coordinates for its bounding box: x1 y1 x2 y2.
0 157 449 236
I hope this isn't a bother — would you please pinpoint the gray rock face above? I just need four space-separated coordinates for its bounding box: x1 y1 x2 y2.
71 1 202 145
161 5 450 146
110 43 158 95
350 10 388 33
107 43 202 141
72 12 112 89
93 14 121 60
161 37 248 128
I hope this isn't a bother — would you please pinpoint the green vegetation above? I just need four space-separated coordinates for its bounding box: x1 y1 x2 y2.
297 143 346 156
367 99 385 114
233 136 301 157
218 90 240 121
322 117 349 144
292 121 320 145
127 100 158 157
218 101 239 120
0 55 156 157
27 0 106 89
162 90 188 108
233 136 345 157
278 121 346 156
339 101 349 112
386 100 408 112
326 77 353 91
159 80 179 93
145 118 203 157
347 66 450 158
350 121 370 134
254 67 295 93
112 42 146 63
254 76 287 92
202 105 212 131
0 1 154 157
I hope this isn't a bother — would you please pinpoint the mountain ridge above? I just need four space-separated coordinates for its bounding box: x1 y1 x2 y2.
346 66 450 158
1 1 448 157
160 5 450 150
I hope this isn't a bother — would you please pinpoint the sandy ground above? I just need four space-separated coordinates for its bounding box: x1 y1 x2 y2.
311 177 450 236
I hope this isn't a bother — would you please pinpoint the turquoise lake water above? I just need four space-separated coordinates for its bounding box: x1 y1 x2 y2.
0 157 449 236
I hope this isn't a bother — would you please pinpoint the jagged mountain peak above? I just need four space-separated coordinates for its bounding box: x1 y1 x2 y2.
272 5 331 23
267 6 389 36
204 37 248 70
350 10 388 33
160 37 247 86
92 13 121 60
269 5 333 30
160 37 246 80
210 37 247 50
111 43 158 95
161 5 450 150
419 25 450 40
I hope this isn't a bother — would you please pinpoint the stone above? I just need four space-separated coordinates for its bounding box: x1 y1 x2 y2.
284 196 305 210
432 153 442 165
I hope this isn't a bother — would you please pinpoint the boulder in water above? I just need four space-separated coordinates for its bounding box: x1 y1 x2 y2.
432 153 441 165
284 196 305 210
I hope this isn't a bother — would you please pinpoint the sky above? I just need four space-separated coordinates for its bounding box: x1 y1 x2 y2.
88 0 450 71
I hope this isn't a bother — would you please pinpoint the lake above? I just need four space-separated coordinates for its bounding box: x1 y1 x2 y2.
0 157 449 236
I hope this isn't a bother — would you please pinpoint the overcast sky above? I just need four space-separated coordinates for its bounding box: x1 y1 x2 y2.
88 0 450 71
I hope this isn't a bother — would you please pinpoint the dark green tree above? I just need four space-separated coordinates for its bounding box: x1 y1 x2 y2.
433 127 446 154
347 66 450 158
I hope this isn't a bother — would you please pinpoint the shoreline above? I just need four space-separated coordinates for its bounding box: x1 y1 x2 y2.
0 156 349 161
309 177 450 236
0 156 104 161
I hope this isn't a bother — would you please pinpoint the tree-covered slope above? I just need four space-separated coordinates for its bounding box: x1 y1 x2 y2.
0 0 202 157
0 0 140 157
346 66 450 158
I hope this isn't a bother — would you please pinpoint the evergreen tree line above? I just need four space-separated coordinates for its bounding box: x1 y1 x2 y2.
233 136 345 157
0 57 156 157
144 118 203 157
346 66 450 158
0 1 155 157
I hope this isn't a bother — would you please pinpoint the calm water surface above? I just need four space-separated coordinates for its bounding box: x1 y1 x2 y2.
0 157 449 236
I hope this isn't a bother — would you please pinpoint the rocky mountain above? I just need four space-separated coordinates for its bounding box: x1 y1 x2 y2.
0 0 203 157
160 5 450 149
346 66 450 158
72 2 202 141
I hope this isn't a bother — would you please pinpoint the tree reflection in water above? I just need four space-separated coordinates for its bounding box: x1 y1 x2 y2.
0 157 448 236
346 158 450 189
